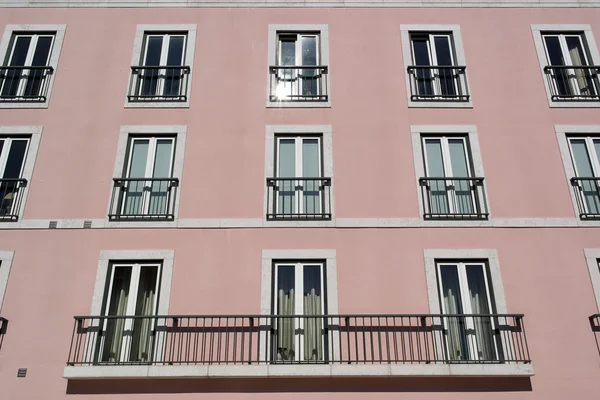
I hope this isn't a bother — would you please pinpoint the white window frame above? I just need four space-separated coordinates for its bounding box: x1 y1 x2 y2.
400 25 472 108
126 24 197 109
0 137 31 218
0 126 42 223
532 24 600 108
264 125 334 226
584 249 600 313
260 249 338 366
0 25 66 109
0 251 14 312
267 24 330 108
107 126 186 227
411 125 490 225
555 125 600 225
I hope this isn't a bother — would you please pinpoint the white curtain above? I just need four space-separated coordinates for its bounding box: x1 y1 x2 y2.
130 268 157 362
277 288 295 361
442 287 463 361
102 269 130 363
303 288 322 361
569 44 591 96
467 267 496 361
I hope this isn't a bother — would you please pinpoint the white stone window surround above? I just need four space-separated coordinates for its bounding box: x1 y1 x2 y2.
125 24 197 109
400 24 472 108
531 24 600 108
584 249 600 312
410 125 491 226
0 24 66 109
0 251 14 312
105 125 187 228
555 125 600 225
263 125 335 227
0 126 43 222
266 24 331 108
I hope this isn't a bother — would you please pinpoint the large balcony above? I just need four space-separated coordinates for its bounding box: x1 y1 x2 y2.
407 66 470 102
0 178 28 221
64 313 533 379
127 66 191 102
543 66 600 101
108 178 179 221
0 66 54 102
268 66 329 102
570 177 600 219
419 177 489 220
266 177 332 221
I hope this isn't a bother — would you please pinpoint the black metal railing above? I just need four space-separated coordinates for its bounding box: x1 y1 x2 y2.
266 177 332 220
0 66 54 102
0 178 28 221
544 66 600 101
269 66 329 102
108 178 179 221
591 314 600 356
570 177 600 219
128 66 191 102
0 317 7 351
407 66 469 101
419 177 488 220
66 314 530 366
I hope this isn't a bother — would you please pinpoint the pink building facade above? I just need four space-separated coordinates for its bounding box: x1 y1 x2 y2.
0 1 600 399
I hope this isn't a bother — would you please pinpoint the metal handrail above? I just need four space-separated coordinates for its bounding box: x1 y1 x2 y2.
407 65 469 101
108 177 179 221
266 177 332 221
419 177 488 220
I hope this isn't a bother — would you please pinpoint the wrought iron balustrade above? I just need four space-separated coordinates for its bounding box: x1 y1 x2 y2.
407 65 469 101
570 177 600 219
591 314 600 356
0 179 28 221
67 314 530 366
0 317 7 351
266 177 332 220
128 66 190 102
419 177 488 220
108 178 179 221
269 66 329 102
544 66 600 101
0 66 54 102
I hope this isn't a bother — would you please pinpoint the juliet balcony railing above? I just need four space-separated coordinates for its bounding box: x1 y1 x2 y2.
0 66 54 102
570 177 600 219
407 66 470 102
127 66 191 102
66 314 530 366
591 314 600 356
0 178 28 221
268 66 329 102
266 177 332 221
419 177 489 220
543 66 600 101
108 178 179 221
0 317 7 350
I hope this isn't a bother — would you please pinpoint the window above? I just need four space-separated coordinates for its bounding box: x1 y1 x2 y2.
0 251 14 312
127 25 196 108
401 25 471 107
419 135 488 219
0 25 65 108
267 25 330 107
98 261 161 364
0 137 30 220
567 136 600 218
408 33 469 101
273 261 326 362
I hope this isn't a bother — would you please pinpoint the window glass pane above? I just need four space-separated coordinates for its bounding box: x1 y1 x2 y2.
570 139 595 177
143 36 163 66
106 267 132 316
434 36 453 65
166 36 185 66
276 265 295 361
130 265 159 362
439 265 464 314
565 36 587 66
279 39 296 66
412 38 431 66
424 139 445 176
465 265 490 314
134 266 158 316
31 36 53 67
448 139 469 177
544 36 566 66
302 139 320 177
301 36 317 66
593 139 600 167
127 140 149 178
303 264 323 361
0 140 4 157
2 139 28 179
8 36 31 66
465 264 496 360
152 139 173 178
278 139 295 177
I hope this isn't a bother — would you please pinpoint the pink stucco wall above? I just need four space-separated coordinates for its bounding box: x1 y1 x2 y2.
0 5 599 400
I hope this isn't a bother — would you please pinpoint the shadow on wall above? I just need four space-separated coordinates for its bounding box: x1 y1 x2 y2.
66 377 533 394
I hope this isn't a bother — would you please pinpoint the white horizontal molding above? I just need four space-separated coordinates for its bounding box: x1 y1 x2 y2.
6 0 600 8
63 363 533 380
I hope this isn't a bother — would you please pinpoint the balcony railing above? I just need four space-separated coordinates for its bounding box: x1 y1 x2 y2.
407 66 470 101
0 317 7 351
544 66 600 101
127 66 191 102
419 177 489 220
266 177 332 220
591 314 600 356
108 178 179 221
269 66 329 102
0 178 28 221
66 314 530 366
570 177 600 219
0 66 54 102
